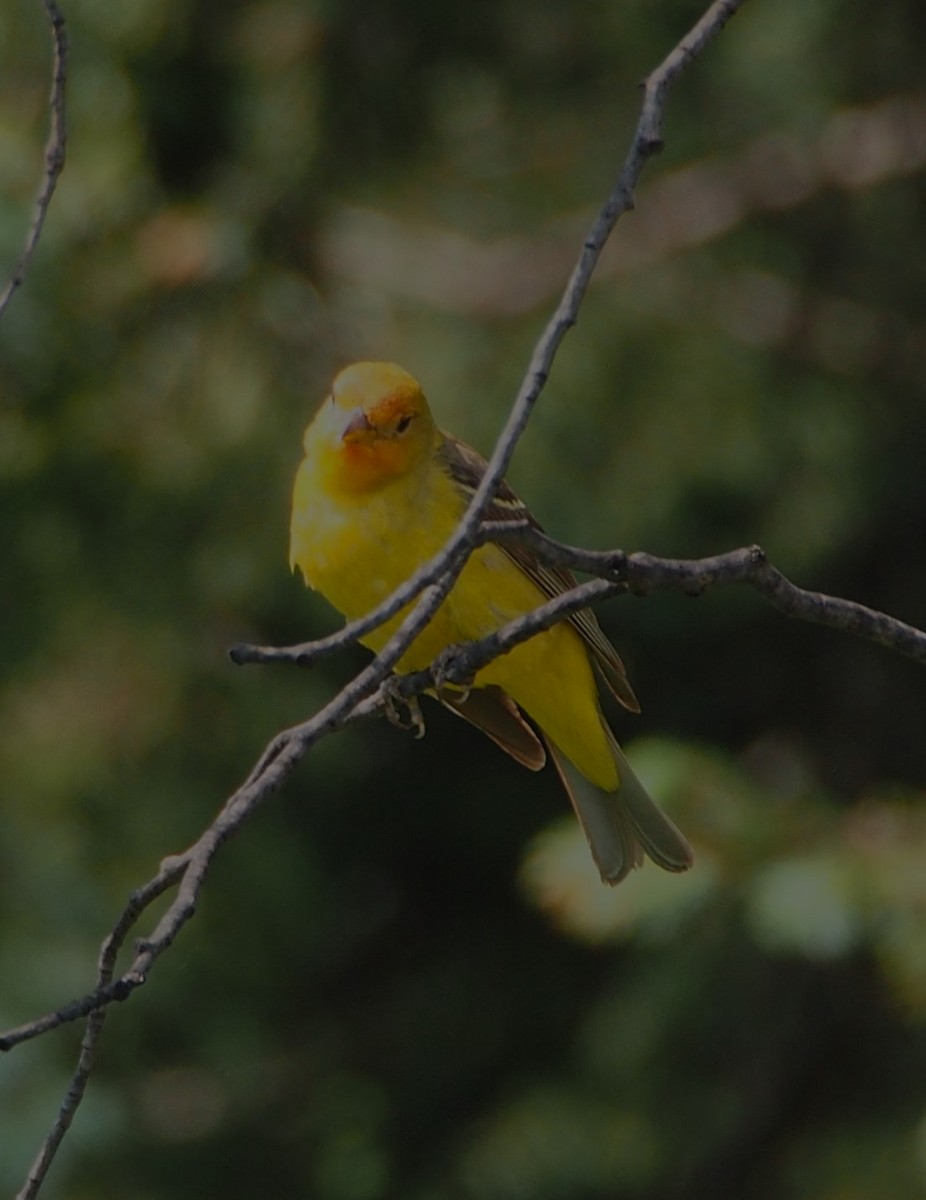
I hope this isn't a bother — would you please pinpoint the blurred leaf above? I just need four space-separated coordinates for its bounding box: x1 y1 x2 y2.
746 854 861 959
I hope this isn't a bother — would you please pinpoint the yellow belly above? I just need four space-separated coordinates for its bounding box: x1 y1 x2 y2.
290 457 617 790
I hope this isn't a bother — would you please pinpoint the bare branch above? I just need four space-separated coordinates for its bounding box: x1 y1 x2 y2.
489 530 926 668
8 859 183 1199
637 0 744 151
237 518 926 682
15 526 922 1058
0 0 68 321
449 539 926 679
628 547 926 665
229 546 472 668
326 545 926 739
474 0 749 518
27 517 923 1064
227 520 533 668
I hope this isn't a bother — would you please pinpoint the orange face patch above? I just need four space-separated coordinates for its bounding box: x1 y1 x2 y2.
366 384 422 431
338 435 410 493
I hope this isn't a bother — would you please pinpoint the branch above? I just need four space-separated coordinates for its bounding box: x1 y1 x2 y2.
254 538 926 728
493 531 926 668
0 0 68 321
10 865 182 1200
454 0 750 547
4 3 749 1195
18 533 922 1062
228 521 534 668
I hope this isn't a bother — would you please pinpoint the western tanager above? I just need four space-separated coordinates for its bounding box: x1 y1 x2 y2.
290 362 693 884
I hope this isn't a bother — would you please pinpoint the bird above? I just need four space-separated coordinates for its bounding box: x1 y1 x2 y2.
289 361 693 885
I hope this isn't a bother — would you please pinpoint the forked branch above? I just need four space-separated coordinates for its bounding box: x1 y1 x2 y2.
0 0 68 320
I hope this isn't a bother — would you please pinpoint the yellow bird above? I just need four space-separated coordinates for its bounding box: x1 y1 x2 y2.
290 362 693 884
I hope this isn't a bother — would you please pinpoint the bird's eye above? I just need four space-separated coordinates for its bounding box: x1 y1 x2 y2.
395 414 413 434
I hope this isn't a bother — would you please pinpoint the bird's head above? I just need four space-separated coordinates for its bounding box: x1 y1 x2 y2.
306 362 437 494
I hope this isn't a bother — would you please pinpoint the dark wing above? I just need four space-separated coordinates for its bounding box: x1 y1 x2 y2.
439 685 546 770
438 434 640 713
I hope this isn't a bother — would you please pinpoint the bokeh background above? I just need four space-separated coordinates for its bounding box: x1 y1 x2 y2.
2 0 926 1196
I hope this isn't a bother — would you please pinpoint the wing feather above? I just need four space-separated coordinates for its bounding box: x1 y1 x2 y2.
438 685 546 770
439 435 640 713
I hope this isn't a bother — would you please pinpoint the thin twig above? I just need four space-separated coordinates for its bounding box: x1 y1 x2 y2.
490 530 926 667
282 541 926 726
228 520 533 668
626 547 926 664
427 539 926 678
0 0 68 321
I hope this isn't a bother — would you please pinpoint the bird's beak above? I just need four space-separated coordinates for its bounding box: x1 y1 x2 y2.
341 409 373 443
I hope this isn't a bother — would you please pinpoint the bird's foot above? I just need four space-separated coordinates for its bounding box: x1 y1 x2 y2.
431 644 474 701
381 675 426 739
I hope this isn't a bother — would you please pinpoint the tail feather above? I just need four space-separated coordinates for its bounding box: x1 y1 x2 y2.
545 734 693 886
606 730 694 874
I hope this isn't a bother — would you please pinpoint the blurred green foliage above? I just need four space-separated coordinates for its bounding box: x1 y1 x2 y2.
2 0 925 1196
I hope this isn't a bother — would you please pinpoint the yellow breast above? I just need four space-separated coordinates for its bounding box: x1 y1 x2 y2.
289 441 616 789
290 448 460 632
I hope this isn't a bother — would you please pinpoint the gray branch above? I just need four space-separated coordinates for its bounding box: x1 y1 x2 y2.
0 0 68 320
